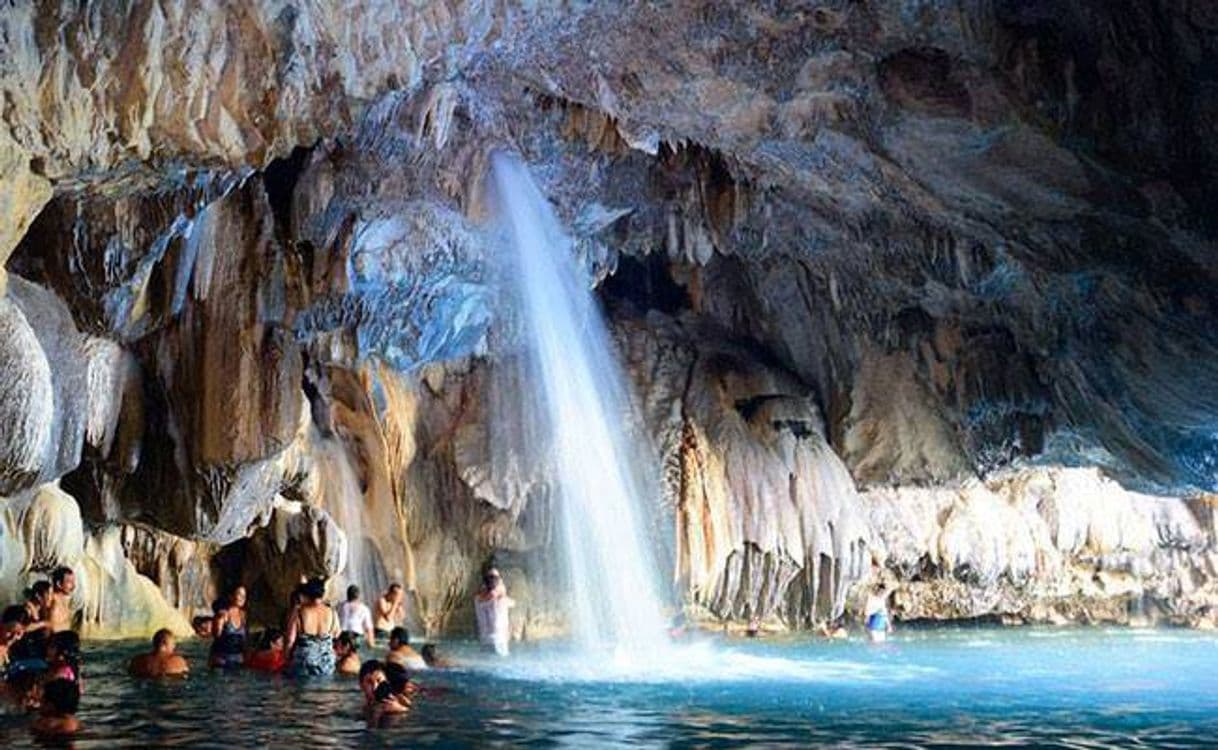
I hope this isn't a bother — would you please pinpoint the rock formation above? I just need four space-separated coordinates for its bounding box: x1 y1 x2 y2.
0 1 1214 636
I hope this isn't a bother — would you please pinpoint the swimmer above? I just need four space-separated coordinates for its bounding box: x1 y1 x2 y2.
247 629 287 673
1 605 29 670
358 659 387 707
335 631 361 675
369 663 413 725
385 627 427 670
420 643 453 669
45 630 82 688
338 585 376 648
31 678 80 737
129 629 190 678
286 578 338 677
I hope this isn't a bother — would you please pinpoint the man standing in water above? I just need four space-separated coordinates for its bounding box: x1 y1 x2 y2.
338 585 376 646
48 567 77 633
474 568 514 656
374 584 406 642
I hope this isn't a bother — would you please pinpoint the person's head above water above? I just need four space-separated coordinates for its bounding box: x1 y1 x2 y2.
336 631 359 655
375 663 410 701
302 577 326 602
258 628 285 651
388 627 409 649
420 644 440 667
28 580 52 605
359 659 386 703
152 628 176 654
227 585 247 609
51 566 75 595
347 585 361 602
384 583 403 603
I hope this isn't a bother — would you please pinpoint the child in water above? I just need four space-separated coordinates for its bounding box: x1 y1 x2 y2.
864 584 893 643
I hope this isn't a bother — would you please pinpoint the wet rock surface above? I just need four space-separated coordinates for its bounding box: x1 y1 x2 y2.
0 1 1215 635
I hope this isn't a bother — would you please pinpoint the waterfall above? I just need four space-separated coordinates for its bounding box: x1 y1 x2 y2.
315 436 375 601
489 152 671 655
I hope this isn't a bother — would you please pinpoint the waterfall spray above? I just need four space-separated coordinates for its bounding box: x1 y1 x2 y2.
489 151 671 656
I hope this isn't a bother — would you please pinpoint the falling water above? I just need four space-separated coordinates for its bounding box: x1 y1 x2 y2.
489 152 671 655
315 437 376 600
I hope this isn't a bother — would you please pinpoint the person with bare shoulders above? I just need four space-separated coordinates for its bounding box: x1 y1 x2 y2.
334 631 361 675
368 663 413 726
373 584 406 642
385 627 427 670
209 585 248 668
31 678 80 737
129 629 189 678
47 567 77 633
286 578 338 676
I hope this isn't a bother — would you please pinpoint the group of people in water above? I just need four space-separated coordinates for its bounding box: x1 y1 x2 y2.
1 565 516 737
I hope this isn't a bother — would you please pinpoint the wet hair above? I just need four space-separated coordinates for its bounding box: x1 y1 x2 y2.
152 628 175 651
258 628 284 650
48 630 81 674
2 604 30 626
51 567 74 587
347 585 360 601
28 580 52 601
337 631 359 653
226 585 245 607
42 678 80 715
388 627 409 647
374 663 410 702
420 644 438 666
358 659 384 681
387 583 402 594
482 569 501 590
302 578 326 601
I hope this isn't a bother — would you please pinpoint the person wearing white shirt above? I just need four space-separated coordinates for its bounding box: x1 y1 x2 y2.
337 585 375 647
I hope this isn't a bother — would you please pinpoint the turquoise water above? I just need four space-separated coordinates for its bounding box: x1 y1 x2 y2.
3 628 1217 747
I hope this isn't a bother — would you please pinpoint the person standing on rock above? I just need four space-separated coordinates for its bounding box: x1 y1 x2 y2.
48 567 77 633
338 585 376 647
474 568 514 656
373 584 406 642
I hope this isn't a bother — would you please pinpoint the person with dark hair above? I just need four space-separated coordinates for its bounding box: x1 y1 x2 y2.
286 578 338 676
369 662 413 724
7 593 51 674
45 630 82 689
385 626 426 670
358 659 387 707
1 605 30 670
209 585 248 668
373 584 406 641
48 567 76 633
334 631 361 675
31 678 80 736
474 568 514 656
420 643 453 669
338 585 375 647
129 629 189 678
284 583 305 632
248 628 287 673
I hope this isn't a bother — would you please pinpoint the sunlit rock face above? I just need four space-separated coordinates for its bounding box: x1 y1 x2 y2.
0 1 1215 635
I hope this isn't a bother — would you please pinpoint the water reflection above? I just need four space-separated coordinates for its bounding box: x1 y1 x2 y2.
1 629 1216 748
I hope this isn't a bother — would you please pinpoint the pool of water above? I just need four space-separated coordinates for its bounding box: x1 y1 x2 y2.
3 627 1216 747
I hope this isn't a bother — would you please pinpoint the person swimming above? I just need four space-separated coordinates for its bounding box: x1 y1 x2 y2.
129 629 190 678
368 662 413 726
420 643 453 669
210 585 248 669
358 659 387 708
31 678 79 737
45 630 82 689
247 629 287 673
335 631 361 675
385 627 427 670
286 578 338 677
473 568 514 656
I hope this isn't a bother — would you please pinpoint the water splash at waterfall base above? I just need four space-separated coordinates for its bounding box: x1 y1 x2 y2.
489 152 672 663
